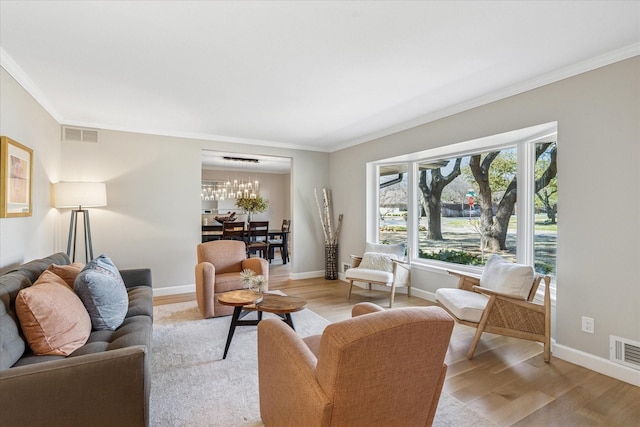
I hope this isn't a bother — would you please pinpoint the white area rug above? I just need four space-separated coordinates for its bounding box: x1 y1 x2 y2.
150 300 496 427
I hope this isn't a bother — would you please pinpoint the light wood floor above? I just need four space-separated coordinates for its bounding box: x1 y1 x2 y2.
155 262 640 427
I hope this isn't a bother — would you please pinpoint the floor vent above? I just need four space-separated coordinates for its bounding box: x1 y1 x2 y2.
63 126 100 143
610 335 640 370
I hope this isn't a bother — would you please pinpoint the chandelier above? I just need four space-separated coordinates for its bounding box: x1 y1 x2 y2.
201 156 260 201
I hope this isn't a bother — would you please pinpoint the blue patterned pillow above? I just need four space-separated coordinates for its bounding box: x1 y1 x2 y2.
74 254 128 331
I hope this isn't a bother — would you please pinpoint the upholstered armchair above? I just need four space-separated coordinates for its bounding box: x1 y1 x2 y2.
435 254 552 362
195 240 269 318
257 302 454 427
345 242 410 307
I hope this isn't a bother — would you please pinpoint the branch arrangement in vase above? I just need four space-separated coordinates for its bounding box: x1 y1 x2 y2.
314 187 343 246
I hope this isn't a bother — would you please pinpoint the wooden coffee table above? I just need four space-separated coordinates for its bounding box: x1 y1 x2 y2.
217 290 307 359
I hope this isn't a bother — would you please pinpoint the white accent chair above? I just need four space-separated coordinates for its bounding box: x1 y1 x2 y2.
435 254 552 362
345 242 410 308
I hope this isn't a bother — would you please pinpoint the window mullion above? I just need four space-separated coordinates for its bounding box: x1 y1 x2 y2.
517 142 535 266
407 163 417 260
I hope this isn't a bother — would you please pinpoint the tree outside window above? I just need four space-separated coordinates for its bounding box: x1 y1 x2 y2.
377 134 557 276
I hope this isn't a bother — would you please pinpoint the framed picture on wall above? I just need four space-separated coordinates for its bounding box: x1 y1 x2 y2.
0 136 33 218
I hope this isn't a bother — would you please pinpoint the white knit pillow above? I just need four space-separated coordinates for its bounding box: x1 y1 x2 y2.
359 252 398 272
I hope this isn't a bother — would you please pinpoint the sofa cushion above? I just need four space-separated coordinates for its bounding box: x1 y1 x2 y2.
125 286 154 318
0 297 25 369
480 254 534 299
47 262 84 288
15 275 91 356
75 255 129 331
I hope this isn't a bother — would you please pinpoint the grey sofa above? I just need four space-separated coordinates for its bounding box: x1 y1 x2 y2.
0 252 153 427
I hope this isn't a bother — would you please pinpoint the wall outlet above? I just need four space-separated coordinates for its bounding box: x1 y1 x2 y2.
582 316 595 334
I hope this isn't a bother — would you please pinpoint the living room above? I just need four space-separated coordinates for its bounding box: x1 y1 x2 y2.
1 1 639 426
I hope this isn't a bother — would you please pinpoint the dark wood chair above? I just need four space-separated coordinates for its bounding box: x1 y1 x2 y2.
268 219 290 263
247 221 269 259
222 221 246 242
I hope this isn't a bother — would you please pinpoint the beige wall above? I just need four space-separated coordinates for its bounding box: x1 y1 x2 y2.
0 68 61 270
331 57 640 363
56 130 329 288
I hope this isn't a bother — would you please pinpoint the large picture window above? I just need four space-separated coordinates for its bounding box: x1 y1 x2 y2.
375 124 557 277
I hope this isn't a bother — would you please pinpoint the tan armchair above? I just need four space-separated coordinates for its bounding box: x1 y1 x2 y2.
435 254 552 362
257 302 454 427
195 240 269 318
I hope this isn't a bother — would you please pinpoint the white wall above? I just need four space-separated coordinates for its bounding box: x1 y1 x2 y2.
331 57 640 368
0 68 61 271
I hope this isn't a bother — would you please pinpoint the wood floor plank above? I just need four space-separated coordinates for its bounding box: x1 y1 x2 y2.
154 261 640 426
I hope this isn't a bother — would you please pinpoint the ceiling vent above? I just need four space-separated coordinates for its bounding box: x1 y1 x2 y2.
610 335 640 371
62 126 100 143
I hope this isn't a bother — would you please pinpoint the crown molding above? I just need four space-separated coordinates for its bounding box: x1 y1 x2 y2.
1 47 62 123
329 43 640 152
3 43 638 154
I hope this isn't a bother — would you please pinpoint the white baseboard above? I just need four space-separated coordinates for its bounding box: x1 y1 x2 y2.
552 343 640 387
290 270 325 280
153 284 195 297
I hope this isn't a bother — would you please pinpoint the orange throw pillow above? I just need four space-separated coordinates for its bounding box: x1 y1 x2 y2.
15 271 91 356
47 262 84 288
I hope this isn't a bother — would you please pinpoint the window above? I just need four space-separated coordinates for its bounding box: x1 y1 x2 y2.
378 164 408 248
373 123 557 277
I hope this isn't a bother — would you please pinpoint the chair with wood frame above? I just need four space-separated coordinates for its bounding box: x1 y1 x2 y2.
268 219 290 263
247 221 269 259
435 254 552 362
345 242 410 308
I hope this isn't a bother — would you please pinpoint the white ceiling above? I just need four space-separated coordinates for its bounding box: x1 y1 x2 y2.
1 1 639 154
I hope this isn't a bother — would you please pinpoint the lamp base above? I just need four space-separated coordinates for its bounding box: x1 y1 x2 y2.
66 208 94 263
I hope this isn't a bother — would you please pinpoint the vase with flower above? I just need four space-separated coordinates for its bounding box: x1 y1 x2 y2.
240 269 269 296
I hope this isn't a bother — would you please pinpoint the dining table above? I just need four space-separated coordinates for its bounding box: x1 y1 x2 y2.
201 227 290 264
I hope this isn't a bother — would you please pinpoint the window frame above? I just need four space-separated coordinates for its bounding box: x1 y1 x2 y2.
368 122 557 278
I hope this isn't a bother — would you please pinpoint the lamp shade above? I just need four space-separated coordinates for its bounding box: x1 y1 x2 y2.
54 182 107 208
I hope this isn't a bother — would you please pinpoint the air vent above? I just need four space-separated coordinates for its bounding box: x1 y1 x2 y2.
62 126 100 143
610 335 640 370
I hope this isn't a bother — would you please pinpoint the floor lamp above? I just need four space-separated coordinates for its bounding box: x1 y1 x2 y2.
54 182 107 263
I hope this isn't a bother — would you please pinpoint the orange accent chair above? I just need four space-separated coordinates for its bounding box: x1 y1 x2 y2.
257 302 454 427
195 240 268 318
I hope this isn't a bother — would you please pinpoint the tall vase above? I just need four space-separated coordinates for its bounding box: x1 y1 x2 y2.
325 243 339 280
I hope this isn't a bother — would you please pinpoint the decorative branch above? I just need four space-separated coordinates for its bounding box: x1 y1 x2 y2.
314 188 329 243
315 187 343 245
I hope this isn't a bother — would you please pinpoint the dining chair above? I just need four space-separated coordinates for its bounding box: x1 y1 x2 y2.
247 221 269 258
222 221 246 242
268 219 290 263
